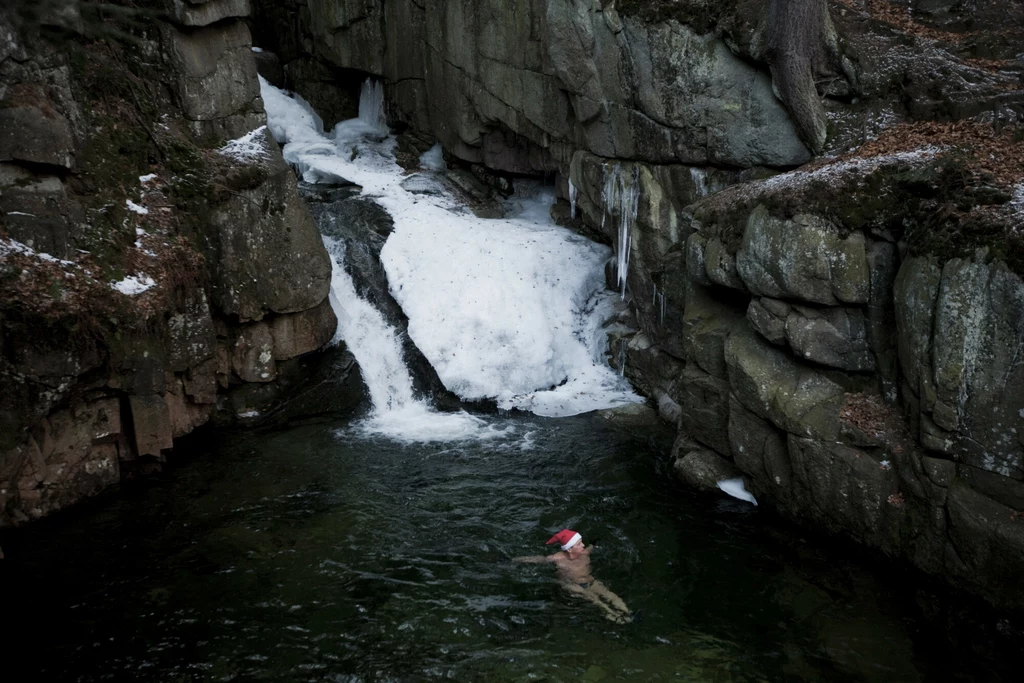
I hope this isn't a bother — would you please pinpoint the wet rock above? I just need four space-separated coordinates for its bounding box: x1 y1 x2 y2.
173 0 252 28
728 395 791 492
682 281 745 378
747 297 790 346
672 443 741 493
0 97 75 169
783 305 875 372
678 367 731 457
946 482 1024 610
209 151 332 321
735 206 870 306
232 321 276 383
269 297 337 361
166 19 262 138
724 326 844 441
129 395 173 459
252 48 286 88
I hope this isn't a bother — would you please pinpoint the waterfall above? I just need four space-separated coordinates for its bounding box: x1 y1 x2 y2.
323 237 417 411
323 236 499 441
600 164 640 299
358 79 388 138
259 75 641 434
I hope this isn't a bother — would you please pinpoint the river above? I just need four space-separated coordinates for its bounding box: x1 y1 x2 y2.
3 411 1019 682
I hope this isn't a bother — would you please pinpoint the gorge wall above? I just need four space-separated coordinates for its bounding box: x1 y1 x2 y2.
245 0 1024 610
0 0 363 528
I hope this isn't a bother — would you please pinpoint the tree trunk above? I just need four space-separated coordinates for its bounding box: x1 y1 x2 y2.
757 0 852 155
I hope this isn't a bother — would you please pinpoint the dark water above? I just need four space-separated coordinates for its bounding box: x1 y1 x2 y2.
3 413 1021 682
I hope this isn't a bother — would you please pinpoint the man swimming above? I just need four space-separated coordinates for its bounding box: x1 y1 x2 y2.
514 528 632 624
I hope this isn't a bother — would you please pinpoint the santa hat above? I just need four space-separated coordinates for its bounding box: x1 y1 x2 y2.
546 529 582 551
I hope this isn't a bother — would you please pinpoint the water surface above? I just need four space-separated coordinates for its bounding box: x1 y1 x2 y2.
4 413 1020 681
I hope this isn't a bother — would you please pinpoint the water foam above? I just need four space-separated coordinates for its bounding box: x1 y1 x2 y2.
261 77 641 428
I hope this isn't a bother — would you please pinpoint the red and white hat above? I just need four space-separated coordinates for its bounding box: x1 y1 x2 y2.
546 529 582 551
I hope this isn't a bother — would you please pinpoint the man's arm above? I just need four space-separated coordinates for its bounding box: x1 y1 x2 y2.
513 555 553 563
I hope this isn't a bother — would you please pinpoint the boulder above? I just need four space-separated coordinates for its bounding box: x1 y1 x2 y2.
269 296 337 361
167 19 261 135
209 151 332 321
129 394 173 458
678 367 731 456
231 321 276 383
173 0 252 27
724 326 845 441
783 305 875 372
9 399 123 523
728 395 791 492
681 281 745 378
735 206 870 306
0 99 75 169
672 443 741 492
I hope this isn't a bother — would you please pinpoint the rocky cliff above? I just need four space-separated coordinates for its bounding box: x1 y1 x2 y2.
0 0 362 527
248 0 1024 610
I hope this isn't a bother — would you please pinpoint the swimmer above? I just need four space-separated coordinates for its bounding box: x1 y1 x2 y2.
514 528 632 624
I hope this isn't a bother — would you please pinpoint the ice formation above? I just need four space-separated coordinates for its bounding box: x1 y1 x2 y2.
568 178 578 219
717 478 758 506
600 164 640 298
260 76 641 423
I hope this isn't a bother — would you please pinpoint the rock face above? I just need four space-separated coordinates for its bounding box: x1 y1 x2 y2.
243 0 1024 611
0 1 360 526
255 0 811 172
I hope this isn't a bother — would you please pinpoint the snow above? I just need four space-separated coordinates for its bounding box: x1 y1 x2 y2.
126 199 149 215
7 211 36 217
419 143 446 171
717 478 758 506
139 173 158 183
111 274 156 295
0 237 74 265
261 76 641 422
218 125 271 164
251 47 264 53
759 148 942 193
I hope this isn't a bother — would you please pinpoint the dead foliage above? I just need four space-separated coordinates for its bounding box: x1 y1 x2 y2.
841 392 912 456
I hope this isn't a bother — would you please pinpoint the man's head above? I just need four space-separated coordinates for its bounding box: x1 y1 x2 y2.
546 529 582 552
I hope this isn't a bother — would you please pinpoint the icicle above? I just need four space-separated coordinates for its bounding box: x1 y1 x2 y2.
568 178 578 219
358 79 388 137
618 338 627 377
652 283 657 307
690 167 710 197
659 291 666 326
614 165 640 299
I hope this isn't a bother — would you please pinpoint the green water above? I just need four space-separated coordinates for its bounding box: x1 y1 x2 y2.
2 413 1020 681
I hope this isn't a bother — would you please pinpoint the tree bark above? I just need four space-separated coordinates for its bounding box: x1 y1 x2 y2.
757 0 852 155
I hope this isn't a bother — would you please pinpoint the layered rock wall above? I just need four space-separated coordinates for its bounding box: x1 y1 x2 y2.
250 0 1024 609
0 0 354 526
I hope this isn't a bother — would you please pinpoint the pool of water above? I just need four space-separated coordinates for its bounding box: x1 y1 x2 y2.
3 413 1021 681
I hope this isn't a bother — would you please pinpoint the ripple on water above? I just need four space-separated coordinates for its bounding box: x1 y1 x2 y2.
3 414 1022 681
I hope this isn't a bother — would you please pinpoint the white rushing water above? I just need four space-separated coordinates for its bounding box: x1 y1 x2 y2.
260 77 641 436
